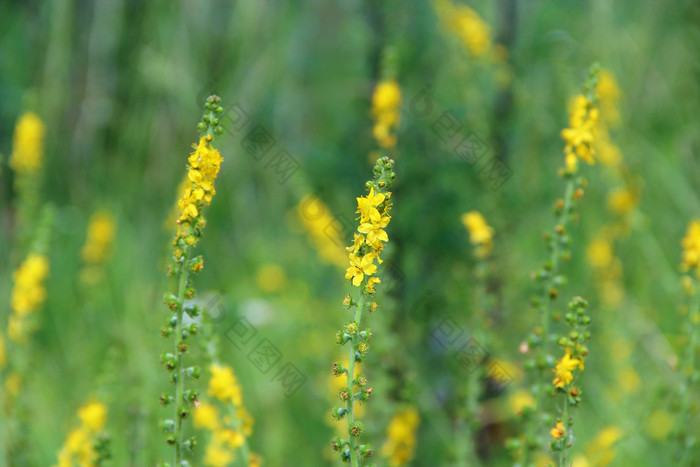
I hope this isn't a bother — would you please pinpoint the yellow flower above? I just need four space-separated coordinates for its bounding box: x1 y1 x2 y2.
10 112 45 175
346 233 365 254
193 402 221 431
366 277 381 294
681 220 700 273
345 254 377 286
381 408 420 466
77 400 107 432
371 80 402 148
552 352 583 388
587 236 613 269
0 334 6 369
81 211 116 264
11 253 49 317
437 1 492 57
356 188 386 224
215 428 245 449
607 188 637 215
646 410 673 440
249 452 262 467
461 211 493 258
509 389 535 415
209 364 243 406
550 421 565 439
255 264 287 293
596 69 621 127
358 215 390 247
177 137 223 224
561 95 598 167
204 442 234 467
296 194 347 268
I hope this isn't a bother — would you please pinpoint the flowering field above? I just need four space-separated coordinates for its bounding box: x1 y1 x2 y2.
1 1 699 466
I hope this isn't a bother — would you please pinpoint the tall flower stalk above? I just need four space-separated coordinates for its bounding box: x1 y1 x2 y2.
515 66 600 466
331 157 396 466
159 95 224 467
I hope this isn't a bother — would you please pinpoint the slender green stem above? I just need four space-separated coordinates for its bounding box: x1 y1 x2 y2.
346 286 365 467
174 240 192 466
522 179 574 466
678 280 700 464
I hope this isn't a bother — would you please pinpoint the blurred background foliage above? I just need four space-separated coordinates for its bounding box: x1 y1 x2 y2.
1 0 700 465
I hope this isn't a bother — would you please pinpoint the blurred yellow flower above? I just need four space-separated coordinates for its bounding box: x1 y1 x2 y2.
194 402 221 431
215 428 245 450
562 95 598 168
607 188 637 215
209 364 243 406
509 389 535 415
681 220 700 274
461 211 493 258
0 334 6 369
77 400 107 432
10 112 45 175
646 409 674 440
587 236 613 269
11 253 49 317
596 69 621 127
255 263 287 293
371 80 402 149
437 0 492 57
381 408 420 466
618 366 640 394
297 194 347 268
81 211 116 264
204 442 234 467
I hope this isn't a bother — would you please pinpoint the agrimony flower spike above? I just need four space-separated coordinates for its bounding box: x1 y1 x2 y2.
160 94 224 467
332 156 396 466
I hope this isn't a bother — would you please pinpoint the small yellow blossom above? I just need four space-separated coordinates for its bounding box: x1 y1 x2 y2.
437 1 492 57
255 264 287 293
10 112 45 175
381 408 420 466
8 253 50 343
357 188 386 223
371 80 402 148
345 254 378 287
607 188 637 215
681 220 700 274
194 402 221 431
177 137 223 224
358 215 390 248
587 236 613 269
208 364 242 406
204 442 234 467
596 69 621 127
552 352 583 388
297 194 347 267
561 95 598 167
461 211 493 258
81 211 116 264
550 421 565 439
0 334 6 369
509 389 535 415
77 400 107 432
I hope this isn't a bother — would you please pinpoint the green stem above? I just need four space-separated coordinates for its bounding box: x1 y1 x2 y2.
346 286 365 467
174 241 192 466
678 280 700 464
522 179 575 466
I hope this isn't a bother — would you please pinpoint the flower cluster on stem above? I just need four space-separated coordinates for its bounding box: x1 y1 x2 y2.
331 157 396 466
159 95 224 467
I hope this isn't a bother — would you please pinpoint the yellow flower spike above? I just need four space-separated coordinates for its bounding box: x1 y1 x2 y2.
332 157 396 465
381 408 420 466
204 443 234 467
77 400 107 432
461 211 493 258
681 220 700 274
81 211 116 265
10 112 45 175
371 80 402 149
208 364 243 406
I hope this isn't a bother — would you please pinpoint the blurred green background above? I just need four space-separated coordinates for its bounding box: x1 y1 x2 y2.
1 0 700 465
